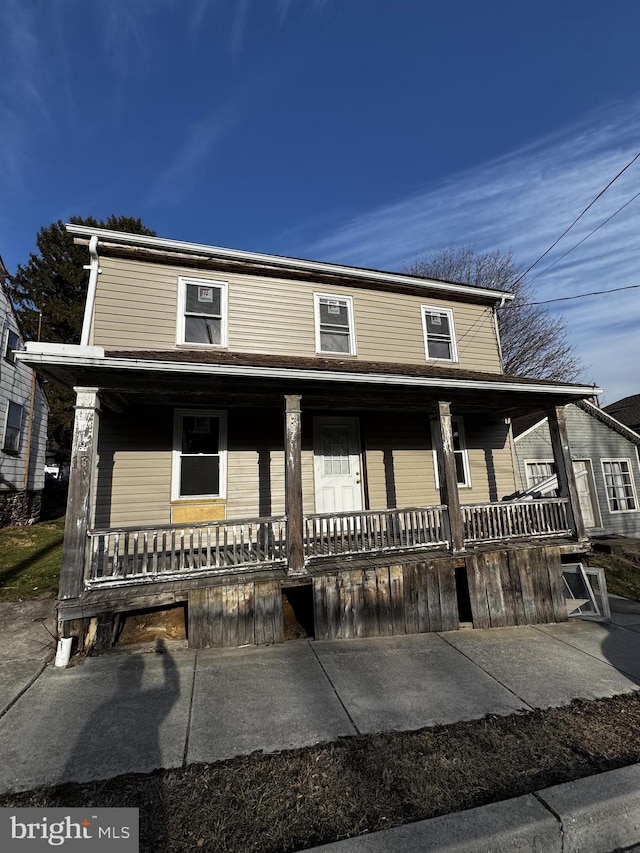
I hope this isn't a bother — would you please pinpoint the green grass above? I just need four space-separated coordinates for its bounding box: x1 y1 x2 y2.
590 549 640 601
0 517 64 601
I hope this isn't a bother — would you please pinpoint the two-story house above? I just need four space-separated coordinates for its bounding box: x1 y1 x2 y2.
0 256 48 526
18 226 601 650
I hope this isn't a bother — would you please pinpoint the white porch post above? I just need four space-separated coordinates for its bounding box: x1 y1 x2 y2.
59 388 100 600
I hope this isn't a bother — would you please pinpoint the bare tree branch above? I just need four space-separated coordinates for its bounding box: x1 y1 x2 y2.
404 246 583 381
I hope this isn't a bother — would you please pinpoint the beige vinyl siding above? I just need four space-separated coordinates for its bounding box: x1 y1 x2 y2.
92 256 503 373
94 408 173 528
462 419 518 502
362 413 517 511
224 409 314 517
95 407 317 527
363 413 439 509
93 404 518 529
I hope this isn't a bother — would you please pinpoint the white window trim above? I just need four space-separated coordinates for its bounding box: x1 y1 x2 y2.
600 457 639 514
431 417 471 489
524 458 556 490
177 277 229 348
171 409 227 501
421 305 458 362
313 292 357 356
3 327 20 364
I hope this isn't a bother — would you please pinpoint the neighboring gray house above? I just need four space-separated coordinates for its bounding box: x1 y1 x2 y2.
513 400 640 538
0 257 48 525
604 394 640 435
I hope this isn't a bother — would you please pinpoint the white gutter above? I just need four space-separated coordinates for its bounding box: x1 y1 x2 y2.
80 235 101 346
15 347 602 398
65 224 515 305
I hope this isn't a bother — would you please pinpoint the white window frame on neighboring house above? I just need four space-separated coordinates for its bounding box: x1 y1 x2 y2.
524 459 558 494
314 293 356 356
432 416 471 489
421 305 458 362
601 458 638 513
2 401 23 454
177 277 228 347
3 328 20 364
171 409 227 500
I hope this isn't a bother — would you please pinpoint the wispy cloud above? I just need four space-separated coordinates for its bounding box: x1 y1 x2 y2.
291 98 640 402
144 114 239 209
0 0 53 192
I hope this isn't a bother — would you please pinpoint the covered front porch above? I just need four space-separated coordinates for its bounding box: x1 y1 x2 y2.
21 346 596 647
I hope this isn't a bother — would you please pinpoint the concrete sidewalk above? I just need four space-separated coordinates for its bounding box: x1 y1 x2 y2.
1 609 640 795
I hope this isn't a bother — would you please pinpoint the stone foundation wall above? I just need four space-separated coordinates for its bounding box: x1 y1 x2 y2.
0 490 43 527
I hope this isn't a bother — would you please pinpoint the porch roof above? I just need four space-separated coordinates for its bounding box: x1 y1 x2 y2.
19 344 601 419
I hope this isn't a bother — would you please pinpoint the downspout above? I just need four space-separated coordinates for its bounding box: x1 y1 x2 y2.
493 296 506 373
80 235 101 347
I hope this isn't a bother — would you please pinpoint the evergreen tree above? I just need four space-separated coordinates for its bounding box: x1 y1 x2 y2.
9 215 156 457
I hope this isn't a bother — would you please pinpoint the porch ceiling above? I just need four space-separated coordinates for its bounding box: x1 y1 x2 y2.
25 348 600 420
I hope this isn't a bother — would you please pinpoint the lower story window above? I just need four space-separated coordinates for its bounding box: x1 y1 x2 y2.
3 402 23 454
172 410 227 499
602 459 637 512
432 416 471 488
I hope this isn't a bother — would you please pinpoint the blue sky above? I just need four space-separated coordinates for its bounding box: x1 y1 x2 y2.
2 0 640 404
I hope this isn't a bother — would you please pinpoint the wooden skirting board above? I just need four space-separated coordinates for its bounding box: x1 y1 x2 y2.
312 545 567 641
61 543 571 651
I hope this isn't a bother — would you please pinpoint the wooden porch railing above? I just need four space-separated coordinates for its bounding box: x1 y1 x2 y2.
85 498 573 587
87 515 287 586
462 497 571 543
304 505 448 559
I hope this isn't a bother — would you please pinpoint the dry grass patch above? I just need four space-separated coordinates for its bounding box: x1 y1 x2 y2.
3 691 640 852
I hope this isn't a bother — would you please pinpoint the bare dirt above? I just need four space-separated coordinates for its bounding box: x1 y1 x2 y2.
3 691 640 852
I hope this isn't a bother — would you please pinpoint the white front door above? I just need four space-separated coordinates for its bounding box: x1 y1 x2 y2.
313 417 363 513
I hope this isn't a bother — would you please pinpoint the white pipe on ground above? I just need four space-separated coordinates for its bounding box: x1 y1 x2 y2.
54 637 73 667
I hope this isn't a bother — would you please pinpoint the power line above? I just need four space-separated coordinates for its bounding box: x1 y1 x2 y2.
514 149 640 285
507 282 640 306
529 188 640 284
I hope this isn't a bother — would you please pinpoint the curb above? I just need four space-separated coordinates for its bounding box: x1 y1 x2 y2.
302 764 640 853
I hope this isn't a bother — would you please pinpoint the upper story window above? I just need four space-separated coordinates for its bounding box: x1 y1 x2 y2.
601 459 638 512
422 306 458 362
172 409 227 500
3 402 23 454
4 329 20 364
314 294 356 355
178 277 228 347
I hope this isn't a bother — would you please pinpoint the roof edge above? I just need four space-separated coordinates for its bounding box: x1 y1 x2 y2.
66 224 515 304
